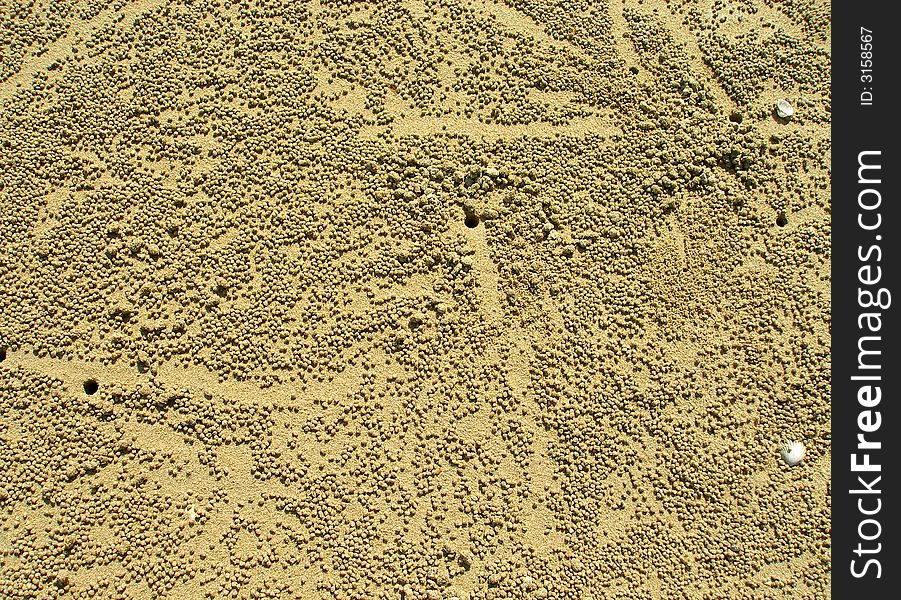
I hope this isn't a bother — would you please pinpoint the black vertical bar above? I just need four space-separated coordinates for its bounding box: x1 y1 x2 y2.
833 1 899 596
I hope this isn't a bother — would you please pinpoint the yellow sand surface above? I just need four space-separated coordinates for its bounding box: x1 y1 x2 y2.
1 0 830 598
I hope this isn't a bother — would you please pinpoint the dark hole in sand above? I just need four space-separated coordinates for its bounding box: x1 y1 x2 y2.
83 379 99 395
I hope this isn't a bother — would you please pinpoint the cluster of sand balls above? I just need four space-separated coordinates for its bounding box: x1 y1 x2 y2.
2 0 829 597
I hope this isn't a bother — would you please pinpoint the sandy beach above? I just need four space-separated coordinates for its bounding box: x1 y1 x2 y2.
1 0 831 598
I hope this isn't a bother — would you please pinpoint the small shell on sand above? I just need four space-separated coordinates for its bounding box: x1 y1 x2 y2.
780 441 805 466
775 99 794 118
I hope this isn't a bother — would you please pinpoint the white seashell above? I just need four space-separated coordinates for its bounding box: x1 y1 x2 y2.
780 441 805 465
775 99 794 118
